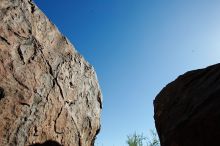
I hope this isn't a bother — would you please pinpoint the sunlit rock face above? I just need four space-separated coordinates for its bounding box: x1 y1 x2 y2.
0 0 102 145
154 64 220 146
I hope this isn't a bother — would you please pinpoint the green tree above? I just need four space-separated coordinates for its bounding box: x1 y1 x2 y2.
126 130 160 146
127 133 145 146
146 130 160 146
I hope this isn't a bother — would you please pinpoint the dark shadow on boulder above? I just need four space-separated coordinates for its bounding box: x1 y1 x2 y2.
0 87 5 100
29 140 62 146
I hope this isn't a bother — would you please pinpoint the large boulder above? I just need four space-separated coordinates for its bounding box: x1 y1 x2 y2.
154 64 220 146
0 0 102 145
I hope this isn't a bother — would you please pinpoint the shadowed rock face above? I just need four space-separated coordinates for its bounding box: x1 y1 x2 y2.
0 0 102 145
154 64 220 146
29 140 61 146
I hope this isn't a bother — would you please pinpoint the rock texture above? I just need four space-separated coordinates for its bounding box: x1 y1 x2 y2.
0 0 102 146
154 64 220 146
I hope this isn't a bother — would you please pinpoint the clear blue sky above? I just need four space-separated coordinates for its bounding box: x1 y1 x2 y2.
34 0 220 145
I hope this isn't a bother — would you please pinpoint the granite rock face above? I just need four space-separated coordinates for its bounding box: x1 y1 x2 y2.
0 0 102 145
154 64 220 146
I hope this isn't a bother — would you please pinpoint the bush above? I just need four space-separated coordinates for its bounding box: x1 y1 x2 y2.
126 130 160 146
127 133 145 146
146 130 160 146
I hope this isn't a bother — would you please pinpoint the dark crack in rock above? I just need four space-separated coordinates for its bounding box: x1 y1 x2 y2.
29 140 61 146
0 87 5 100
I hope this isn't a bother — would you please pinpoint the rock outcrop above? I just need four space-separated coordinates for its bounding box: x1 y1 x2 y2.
154 64 220 146
0 0 102 145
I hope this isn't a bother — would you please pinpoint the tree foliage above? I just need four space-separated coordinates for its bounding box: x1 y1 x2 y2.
127 133 145 146
146 130 160 146
127 130 160 146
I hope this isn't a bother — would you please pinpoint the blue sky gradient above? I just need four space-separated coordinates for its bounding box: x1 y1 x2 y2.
34 1 220 145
